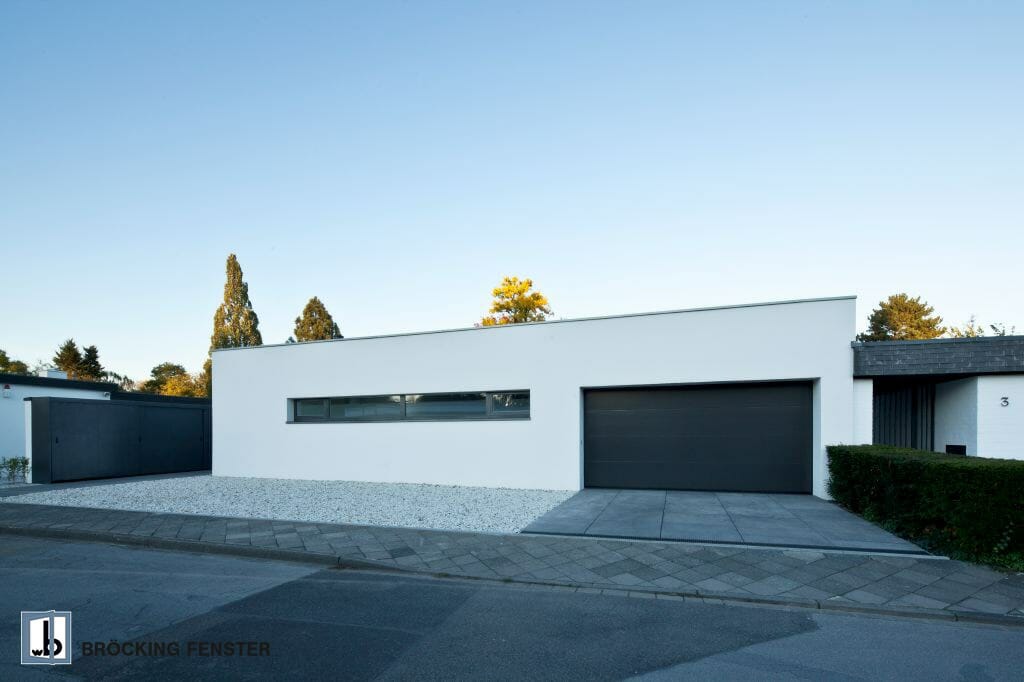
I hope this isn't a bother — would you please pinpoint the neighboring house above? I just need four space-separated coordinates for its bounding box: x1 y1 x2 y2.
213 296 1024 498
1 370 115 463
2 370 213 484
853 336 1024 460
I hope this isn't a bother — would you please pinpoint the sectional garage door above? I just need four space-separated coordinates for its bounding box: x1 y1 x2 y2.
583 382 812 493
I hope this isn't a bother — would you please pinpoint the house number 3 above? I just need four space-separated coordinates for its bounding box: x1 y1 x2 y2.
1002 397 1010 406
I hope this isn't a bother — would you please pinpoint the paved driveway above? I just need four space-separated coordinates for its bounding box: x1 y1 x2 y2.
524 490 925 554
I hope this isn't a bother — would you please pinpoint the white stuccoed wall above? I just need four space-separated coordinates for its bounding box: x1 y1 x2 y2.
213 297 857 496
852 378 874 445
977 375 1024 460
934 377 978 455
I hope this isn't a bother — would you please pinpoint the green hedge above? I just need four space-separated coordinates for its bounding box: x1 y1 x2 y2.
827 445 1024 561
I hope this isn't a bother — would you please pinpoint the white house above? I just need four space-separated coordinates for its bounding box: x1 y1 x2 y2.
213 296 1024 497
213 296 858 497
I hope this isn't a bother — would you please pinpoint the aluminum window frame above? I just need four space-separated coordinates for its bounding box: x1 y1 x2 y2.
290 390 530 423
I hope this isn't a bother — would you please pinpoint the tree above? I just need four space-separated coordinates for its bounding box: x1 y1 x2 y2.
0 349 30 375
205 254 263 393
949 317 1017 338
78 345 105 380
161 372 207 398
857 294 945 342
480 276 553 326
293 296 343 342
139 362 189 394
103 372 136 391
948 315 984 338
53 339 84 378
138 362 206 397
30 359 54 376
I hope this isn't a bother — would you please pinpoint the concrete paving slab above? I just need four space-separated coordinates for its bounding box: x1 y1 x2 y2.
524 490 926 554
582 490 665 537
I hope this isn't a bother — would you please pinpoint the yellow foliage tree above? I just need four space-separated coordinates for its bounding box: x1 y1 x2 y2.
161 372 208 398
480 276 552 326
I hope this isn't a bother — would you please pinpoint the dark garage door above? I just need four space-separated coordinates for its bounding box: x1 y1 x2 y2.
584 382 812 493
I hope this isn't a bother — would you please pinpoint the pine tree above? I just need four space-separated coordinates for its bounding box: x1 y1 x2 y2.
480 276 553 326
293 296 343 342
79 345 104 380
205 254 262 393
53 339 84 378
857 294 945 341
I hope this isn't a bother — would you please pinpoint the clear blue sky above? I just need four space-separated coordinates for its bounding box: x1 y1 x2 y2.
2 2 1022 380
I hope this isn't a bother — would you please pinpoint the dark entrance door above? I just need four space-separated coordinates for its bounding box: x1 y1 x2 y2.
583 382 812 493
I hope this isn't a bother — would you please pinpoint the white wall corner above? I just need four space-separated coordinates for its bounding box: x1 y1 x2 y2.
851 378 874 445
934 377 979 456
976 375 1024 460
23 399 33 483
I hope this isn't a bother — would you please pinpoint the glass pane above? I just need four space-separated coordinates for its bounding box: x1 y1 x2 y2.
330 395 402 419
295 399 327 418
491 392 530 414
405 393 487 418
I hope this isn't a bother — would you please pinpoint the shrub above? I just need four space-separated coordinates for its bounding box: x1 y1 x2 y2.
0 457 30 482
827 445 1024 562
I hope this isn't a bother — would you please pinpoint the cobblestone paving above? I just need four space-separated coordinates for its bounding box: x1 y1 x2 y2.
2 502 1022 621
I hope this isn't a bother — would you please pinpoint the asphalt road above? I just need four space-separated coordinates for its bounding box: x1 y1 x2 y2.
1 535 1022 680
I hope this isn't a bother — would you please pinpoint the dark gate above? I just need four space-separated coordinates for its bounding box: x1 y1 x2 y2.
27 396 211 483
583 381 813 493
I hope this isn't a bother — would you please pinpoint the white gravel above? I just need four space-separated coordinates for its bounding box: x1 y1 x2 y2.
1 476 575 534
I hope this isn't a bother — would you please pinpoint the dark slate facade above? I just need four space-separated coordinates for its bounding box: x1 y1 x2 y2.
853 336 1024 378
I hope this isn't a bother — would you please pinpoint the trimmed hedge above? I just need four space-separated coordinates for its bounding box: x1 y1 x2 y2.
827 445 1024 561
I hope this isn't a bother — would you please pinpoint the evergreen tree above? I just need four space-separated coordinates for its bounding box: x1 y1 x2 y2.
480 276 553 326
79 345 104 380
205 254 262 393
857 294 945 341
293 296 343 342
53 339 84 378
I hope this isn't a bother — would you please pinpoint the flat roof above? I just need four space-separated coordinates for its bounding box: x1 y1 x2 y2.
213 295 857 353
0 372 117 392
853 335 1024 378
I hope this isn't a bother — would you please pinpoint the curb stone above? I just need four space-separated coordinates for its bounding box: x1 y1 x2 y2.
3 523 1023 629
0 524 375 570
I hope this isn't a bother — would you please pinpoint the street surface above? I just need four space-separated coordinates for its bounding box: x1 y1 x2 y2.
1 535 1021 680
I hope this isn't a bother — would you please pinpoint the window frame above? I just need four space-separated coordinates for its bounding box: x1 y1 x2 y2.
290 390 530 423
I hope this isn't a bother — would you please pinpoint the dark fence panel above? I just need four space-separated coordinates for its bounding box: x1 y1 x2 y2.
872 380 935 451
27 396 211 483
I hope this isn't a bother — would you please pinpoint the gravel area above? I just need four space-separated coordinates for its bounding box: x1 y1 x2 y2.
0 476 576 534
